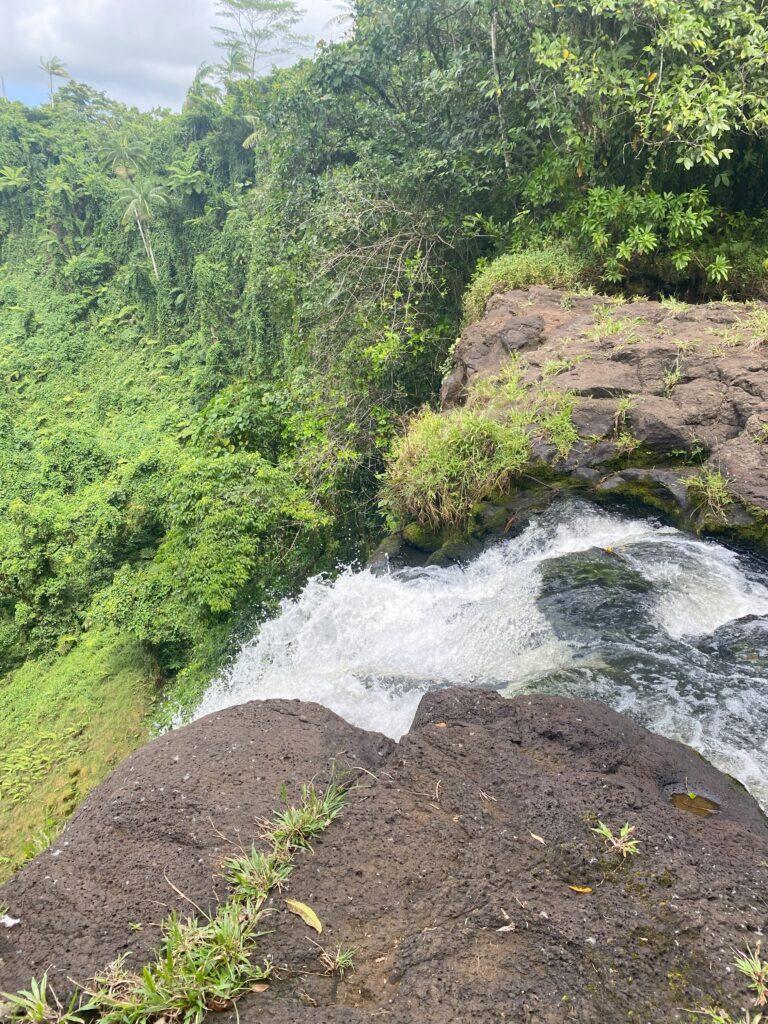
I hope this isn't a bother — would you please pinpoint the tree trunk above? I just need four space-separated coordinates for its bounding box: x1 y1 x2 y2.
491 10 512 179
134 210 159 280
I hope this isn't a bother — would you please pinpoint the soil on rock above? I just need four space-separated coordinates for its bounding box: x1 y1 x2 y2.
441 287 768 534
0 700 394 990
2 690 767 1023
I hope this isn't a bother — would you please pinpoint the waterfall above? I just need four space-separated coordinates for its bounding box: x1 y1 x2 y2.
194 499 768 810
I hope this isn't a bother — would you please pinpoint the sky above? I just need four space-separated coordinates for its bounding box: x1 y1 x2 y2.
0 0 342 110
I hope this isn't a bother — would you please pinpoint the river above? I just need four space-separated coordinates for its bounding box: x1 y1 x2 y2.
195 499 768 810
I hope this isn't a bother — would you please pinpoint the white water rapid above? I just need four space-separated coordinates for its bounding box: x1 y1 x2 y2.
194 500 768 811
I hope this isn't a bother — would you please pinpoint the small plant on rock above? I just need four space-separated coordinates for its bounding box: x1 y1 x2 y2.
223 846 294 902
744 306 768 348
268 780 347 852
86 904 271 1023
1 973 93 1024
686 467 733 522
615 431 641 456
692 944 768 1022
591 820 640 859
735 944 768 1008
314 941 357 978
664 357 683 396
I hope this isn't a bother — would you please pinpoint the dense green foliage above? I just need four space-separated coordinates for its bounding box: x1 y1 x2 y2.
3 0 768 868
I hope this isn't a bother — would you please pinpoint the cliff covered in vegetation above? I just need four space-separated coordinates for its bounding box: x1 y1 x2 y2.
4 0 768 877
382 285 768 564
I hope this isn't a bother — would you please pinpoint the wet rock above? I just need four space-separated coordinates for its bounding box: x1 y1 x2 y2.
597 467 693 512
402 522 443 553
425 536 483 566
368 534 404 574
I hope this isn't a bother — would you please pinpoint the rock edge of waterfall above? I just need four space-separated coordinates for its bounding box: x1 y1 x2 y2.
2 689 767 1022
381 287 768 570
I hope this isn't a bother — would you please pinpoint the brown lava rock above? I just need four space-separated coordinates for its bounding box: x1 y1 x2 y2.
2 690 767 1023
440 287 768 537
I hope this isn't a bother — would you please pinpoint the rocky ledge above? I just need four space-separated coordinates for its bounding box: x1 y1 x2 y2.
440 287 768 547
1 690 766 1022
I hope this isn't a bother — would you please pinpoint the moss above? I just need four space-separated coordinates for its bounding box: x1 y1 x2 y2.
596 477 685 521
426 537 484 567
402 522 445 552
667 968 692 1001
472 501 510 532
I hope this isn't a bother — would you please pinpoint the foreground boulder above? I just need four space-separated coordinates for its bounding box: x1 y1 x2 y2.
2 690 767 1023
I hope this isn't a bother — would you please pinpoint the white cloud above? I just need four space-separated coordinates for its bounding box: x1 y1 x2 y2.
0 0 342 109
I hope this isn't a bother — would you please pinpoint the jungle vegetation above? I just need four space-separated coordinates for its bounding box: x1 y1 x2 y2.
3 0 768 872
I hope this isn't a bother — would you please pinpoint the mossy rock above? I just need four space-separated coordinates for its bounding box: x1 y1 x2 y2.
473 501 509 533
426 537 484 567
402 522 444 552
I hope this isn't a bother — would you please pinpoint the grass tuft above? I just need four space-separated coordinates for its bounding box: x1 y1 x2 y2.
86 906 270 1024
382 359 578 530
463 245 590 324
686 467 733 522
314 941 356 978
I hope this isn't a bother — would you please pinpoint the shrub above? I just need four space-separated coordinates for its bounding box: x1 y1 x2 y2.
381 406 531 529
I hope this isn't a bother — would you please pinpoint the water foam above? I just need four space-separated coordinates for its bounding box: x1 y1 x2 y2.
193 501 768 809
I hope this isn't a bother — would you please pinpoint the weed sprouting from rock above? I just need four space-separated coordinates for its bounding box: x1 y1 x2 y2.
591 820 640 859
686 467 733 522
735 944 768 1009
692 943 768 1022
314 941 357 978
0 973 93 1024
1 777 350 1024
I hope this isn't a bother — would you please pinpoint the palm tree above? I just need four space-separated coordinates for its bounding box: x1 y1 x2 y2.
242 114 261 150
120 181 167 280
39 56 70 102
0 166 28 192
323 0 355 39
216 39 251 83
103 135 147 180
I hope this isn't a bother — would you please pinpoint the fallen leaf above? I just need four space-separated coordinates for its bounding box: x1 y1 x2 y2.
285 898 323 934
435 722 448 729
530 832 546 845
251 984 270 993
207 998 233 1013
568 885 593 894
